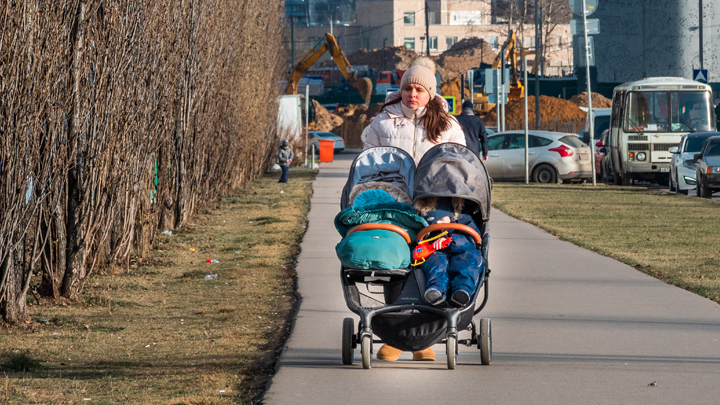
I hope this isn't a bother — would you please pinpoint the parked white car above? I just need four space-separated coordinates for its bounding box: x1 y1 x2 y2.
668 132 720 194
485 130 592 183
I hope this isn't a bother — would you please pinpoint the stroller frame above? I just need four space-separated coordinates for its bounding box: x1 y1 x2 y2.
340 223 491 370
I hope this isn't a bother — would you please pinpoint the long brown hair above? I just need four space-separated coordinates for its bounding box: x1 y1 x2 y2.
381 93 453 144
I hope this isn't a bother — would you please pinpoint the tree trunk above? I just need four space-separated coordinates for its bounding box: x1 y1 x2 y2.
1 240 29 324
62 1 87 300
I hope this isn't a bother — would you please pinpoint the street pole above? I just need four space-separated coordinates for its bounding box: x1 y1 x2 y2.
699 0 704 69
290 14 295 71
582 0 596 185
425 0 430 56
382 38 387 71
496 68 500 131
534 0 540 128
501 51 506 132
524 55 529 184
305 85 309 167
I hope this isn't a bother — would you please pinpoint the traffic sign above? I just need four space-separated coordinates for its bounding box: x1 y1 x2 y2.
571 18 600 35
444 96 457 114
693 69 708 83
484 68 511 94
577 37 595 67
569 0 598 16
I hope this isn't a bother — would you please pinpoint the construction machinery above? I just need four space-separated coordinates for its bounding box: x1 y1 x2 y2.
491 30 536 101
286 33 373 105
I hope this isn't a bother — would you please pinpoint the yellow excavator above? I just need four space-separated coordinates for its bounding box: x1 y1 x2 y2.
491 30 537 101
286 33 373 105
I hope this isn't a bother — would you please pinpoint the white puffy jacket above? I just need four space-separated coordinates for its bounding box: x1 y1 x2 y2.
362 97 466 163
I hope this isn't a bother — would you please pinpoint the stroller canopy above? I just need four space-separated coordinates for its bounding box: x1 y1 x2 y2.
340 147 416 210
414 143 492 223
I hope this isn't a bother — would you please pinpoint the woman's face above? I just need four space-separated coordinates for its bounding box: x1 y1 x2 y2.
402 83 430 109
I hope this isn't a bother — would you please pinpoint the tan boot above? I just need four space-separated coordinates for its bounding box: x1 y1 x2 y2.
377 344 403 361
412 347 436 361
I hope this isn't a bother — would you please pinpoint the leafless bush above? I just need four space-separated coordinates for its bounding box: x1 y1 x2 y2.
0 0 285 323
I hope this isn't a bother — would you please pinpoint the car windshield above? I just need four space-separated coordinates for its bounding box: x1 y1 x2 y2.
706 141 720 156
686 136 715 152
559 135 585 148
625 91 714 132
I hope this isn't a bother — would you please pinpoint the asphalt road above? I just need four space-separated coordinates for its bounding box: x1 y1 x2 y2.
264 152 720 405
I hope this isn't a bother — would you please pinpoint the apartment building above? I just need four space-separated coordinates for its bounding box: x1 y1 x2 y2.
287 0 574 76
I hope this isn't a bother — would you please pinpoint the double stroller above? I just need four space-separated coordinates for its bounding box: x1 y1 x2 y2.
335 143 492 369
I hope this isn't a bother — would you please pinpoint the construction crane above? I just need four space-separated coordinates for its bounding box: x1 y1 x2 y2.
286 33 373 105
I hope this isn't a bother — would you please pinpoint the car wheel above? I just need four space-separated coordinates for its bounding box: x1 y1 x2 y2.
699 177 713 199
532 164 558 184
669 173 675 192
696 172 702 197
675 174 688 195
621 173 633 186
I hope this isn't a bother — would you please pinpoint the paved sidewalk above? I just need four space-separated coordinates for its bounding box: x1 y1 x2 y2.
264 151 720 405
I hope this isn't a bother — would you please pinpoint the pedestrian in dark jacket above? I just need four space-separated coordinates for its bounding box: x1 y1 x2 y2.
277 140 294 183
455 100 489 161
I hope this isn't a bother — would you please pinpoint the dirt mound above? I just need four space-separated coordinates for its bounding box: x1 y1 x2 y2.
440 77 470 105
435 37 496 81
570 92 612 108
321 46 419 72
312 100 343 131
332 103 385 148
483 95 587 124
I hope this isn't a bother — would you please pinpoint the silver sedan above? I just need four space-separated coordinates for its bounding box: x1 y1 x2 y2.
484 130 593 183
668 132 720 195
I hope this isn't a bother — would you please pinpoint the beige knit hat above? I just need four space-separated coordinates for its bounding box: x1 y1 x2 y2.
400 57 437 99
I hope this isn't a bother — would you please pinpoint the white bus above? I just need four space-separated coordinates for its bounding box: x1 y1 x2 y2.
606 77 716 186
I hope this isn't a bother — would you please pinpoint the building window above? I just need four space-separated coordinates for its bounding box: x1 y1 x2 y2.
523 36 535 48
429 36 438 51
428 11 441 25
446 36 458 49
487 36 498 50
404 11 415 25
556 36 563 50
404 37 415 50
362 37 370 50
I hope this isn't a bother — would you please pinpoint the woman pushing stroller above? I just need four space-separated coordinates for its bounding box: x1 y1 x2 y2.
357 57 474 362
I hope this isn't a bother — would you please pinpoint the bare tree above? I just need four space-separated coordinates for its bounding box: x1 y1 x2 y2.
0 0 285 322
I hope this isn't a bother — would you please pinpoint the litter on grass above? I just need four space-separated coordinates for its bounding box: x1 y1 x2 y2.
206 259 219 263
161 230 172 236
205 274 218 280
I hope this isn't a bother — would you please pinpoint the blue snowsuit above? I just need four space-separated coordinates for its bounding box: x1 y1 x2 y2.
419 213 485 300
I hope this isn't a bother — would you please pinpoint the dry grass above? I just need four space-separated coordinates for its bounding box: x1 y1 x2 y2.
0 170 317 404
491 183 720 304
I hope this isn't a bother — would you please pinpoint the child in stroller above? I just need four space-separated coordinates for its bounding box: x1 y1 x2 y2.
414 196 485 307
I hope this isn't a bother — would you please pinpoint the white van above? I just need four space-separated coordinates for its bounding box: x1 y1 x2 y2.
606 77 716 186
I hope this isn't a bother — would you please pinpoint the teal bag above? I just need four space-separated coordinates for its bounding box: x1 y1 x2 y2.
335 230 411 270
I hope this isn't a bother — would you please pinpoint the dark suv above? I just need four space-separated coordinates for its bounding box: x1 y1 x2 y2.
693 136 720 198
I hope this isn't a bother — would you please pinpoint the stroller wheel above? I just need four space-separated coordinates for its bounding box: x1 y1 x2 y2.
361 335 372 369
446 336 457 370
479 318 492 365
342 318 355 365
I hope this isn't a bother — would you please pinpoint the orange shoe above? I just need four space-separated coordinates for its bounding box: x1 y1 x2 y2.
377 344 403 361
412 347 436 361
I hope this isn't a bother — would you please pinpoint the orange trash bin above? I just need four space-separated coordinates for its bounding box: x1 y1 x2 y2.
319 139 335 163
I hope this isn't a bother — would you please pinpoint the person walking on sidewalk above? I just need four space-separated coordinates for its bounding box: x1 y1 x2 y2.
362 57 465 163
456 100 489 160
277 140 293 183
362 57 465 363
